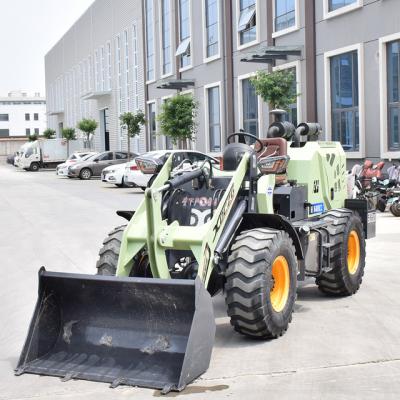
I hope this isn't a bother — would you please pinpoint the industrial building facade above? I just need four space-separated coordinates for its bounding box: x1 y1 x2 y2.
46 0 400 162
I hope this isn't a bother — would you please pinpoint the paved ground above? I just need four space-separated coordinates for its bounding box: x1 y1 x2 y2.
1 163 400 400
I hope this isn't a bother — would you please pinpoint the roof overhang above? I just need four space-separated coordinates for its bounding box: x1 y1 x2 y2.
241 46 303 63
157 79 195 90
48 110 64 116
81 90 112 100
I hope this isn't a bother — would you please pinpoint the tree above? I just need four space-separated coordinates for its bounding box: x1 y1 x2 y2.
119 111 146 161
158 94 198 149
250 70 298 114
28 134 38 142
62 127 76 156
77 118 98 149
43 128 56 139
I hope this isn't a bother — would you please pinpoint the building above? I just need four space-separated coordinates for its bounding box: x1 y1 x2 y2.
0 91 46 137
45 0 400 164
45 0 146 153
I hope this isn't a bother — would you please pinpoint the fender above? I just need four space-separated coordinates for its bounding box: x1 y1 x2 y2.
238 213 304 260
116 210 135 221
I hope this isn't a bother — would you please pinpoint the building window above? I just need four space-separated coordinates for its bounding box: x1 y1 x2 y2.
34 113 39 121
145 0 155 81
281 68 298 126
95 50 100 91
132 24 139 111
177 0 191 68
387 40 400 151
107 42 112 90
205 0 219 59
34 128 39 134
0 114 8 121
0 129 9 137
241 78 259 137
161 0 172 75
329 0 357 12
26 128 31 135
124 30 131 110
101 46 106 91
148 102 157 150
25 113 30 121
238 0 256 46
116 35 123 113
275 0 295 32
207 86 221 152
330 51 359 151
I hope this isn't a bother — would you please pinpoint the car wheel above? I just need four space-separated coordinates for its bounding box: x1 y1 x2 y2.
79 168 92 180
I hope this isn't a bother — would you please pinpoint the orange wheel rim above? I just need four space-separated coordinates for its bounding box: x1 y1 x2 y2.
270 256 290 312
347 230 360 275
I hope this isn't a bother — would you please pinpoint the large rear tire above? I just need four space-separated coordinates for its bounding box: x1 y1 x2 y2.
96 225 151 276
225 228 297 339
316 209 366 296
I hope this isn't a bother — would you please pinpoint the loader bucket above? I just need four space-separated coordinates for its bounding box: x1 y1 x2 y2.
16 268 216 392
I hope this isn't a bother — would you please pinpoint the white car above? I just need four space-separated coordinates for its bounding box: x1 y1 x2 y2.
101 162 133 187
124 150 219 190
124 160 152 190
56 152 97 176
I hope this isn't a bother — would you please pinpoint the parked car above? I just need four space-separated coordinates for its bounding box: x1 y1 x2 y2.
102 162 134 187
124 150 219 190
68 151 138 180
56 152 97 176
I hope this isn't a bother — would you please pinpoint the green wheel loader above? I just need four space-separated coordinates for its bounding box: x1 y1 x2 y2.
16 123 376 393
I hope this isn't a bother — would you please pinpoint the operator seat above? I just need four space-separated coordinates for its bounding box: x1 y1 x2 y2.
258 138 288 185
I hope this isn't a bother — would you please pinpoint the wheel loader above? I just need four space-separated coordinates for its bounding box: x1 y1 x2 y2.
16 122 376 393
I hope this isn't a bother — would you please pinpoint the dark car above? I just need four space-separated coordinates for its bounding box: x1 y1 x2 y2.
68 151 138 180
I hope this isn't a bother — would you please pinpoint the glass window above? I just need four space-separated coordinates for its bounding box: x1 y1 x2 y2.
330 51 359 151
0 114 8 121
281 68 298 126
25 113 30 121
107 42 112 90
205 0 219 58
124 30 130 110
238 0 256 46
116 152 128 159
97 152 113 161
161 0 172 75
34 113 39 121
178 0 191 68
145 0 155 80
26 128 31 135
34 128 39 134
388 40 400 151
329 0 357 11
275 0 295 32
148 103 157 150
242 78 259 137
207 86 221 152
0 129 9 137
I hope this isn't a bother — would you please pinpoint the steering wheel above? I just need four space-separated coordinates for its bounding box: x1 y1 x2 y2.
227 132 264 154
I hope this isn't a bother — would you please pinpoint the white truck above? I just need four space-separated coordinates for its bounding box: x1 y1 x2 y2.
18 139 85 171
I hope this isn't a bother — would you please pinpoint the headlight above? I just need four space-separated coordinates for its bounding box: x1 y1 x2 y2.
258 155 290 175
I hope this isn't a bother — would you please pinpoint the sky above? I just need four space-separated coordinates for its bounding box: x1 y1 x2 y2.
0 0 95 96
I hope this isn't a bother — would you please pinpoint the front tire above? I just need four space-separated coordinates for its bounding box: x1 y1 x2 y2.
390 202 400 217
316 210 366 296
225 228 297 339
79 168 92 180
30 163 39 172
96 225 151 277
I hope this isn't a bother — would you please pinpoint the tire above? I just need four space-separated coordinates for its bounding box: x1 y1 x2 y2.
225 228 297 339
390 202 400 217
96 225 151 277
376 196 387 212
30 163 39 172
79 168 92 180
316 209 366 296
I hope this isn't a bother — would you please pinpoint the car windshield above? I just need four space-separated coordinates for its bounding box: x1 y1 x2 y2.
82 153 96 161
83 153 99 162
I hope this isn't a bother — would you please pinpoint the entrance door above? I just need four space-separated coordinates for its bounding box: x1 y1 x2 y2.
100 109 110 151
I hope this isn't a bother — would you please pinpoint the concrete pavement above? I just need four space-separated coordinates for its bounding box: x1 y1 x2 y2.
1 163 400 400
